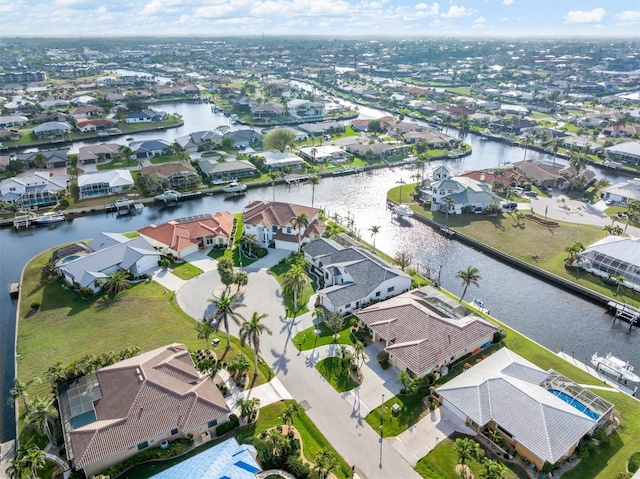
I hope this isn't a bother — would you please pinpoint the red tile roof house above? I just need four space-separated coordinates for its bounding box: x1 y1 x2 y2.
356 287 498 378
58 344 231 478
138 212 235 259
242 201 325 252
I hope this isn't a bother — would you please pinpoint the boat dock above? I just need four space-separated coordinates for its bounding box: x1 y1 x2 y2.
13 214 32 229
106 199 144 215
606 301 640 330
556 351 638 397
9 282 20 300
284 174 309 185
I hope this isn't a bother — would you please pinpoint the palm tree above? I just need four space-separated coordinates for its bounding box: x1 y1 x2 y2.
23 446 46 478
480 458 508 479
312 307 325 323
239 312 273 375
207 291 246 350
6 451 28 479
369 225 381 252
282 402 303 428
103 269 132 294
234 271 249 292
454 437 482 477
217 257 236 292
522 133 533 161
283 264 309 313
308 174 320 208
456 266 481 303
235 397 260 421
314 447 337 479
196 321 215 350
396 178 407 203
118 144 133 163
25 396 58 445
397 370 413 390
268 170 282 202
353 340 365 368
8 377 41 413
33 153 47 169
442 196 455 223
290 213 310 252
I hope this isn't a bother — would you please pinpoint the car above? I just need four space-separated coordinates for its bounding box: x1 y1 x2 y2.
524 191 538 198
605 199 613 206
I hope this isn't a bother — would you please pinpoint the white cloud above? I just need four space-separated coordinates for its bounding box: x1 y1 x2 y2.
441 5 474 19
474 17 486 24
563 8 606 24
96 6 106 13
614 10 640 22
502 0 513 5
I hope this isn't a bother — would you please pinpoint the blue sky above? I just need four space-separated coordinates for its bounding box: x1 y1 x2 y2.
0 0 638 37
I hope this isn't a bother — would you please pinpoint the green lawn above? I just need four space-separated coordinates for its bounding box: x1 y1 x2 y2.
268 262 315 316
292 320 356 351
315 357 359 392
168 260 203 280
366 388 432 438
96 157 139 170
149 155 183 165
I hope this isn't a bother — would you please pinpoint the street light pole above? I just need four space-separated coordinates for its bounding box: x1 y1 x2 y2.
380 393 384 438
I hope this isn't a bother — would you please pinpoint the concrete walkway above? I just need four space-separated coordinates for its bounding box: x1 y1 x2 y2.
0 440 16 478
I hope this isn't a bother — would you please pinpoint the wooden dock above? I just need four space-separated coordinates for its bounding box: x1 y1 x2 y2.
9 282 20 299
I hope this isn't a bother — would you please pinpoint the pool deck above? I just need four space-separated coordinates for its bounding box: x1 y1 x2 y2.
556 352 639 398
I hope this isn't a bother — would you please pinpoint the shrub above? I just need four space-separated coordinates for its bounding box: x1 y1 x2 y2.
577 438 598 459
629 451 640 473
616 473 632 479
59 197 70 207
285 456 311 478
216 414 239 436
30 301 41 310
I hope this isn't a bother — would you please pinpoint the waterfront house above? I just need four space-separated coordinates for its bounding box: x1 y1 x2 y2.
259 151 307 170
343 141 412 160
600 179 640 205
575 235 640 292
356 286 497 377
32 121 71 139
69 105 104 119
251 103 284 121
125 109 167 123
304 238 412 316
77 143 121 165
16 149 68 169
0 171 68 209
436 348 613 471
287 99 325 121
57 232 160 291
76 118 117 133
138 212 234 258
298 145 353 164
198 159 257 182
404 129 456 148
130 139 171 160
140 163 200 190
175 130 223 152
604 141 640 164
243 200 324 251
223 129 263 149
78 170 134 199
0 115 28 128
429 166 499 214
58 343 231 478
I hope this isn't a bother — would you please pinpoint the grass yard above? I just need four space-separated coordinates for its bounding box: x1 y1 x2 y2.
167 259 203 280
268 262 315 316
292 320 356 351
96 157 139 170
149 155 183 165
366 388 432 438
315 357 359 393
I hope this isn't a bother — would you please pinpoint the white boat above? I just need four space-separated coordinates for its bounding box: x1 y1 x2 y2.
154 190 181 202
392 204 413 217
472 297 490 314
222 180 247 194
31 211 65 226
591 353 640 383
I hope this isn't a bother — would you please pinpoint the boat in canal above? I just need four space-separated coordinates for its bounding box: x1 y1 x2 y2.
30 211 66 226
392 204 413 217
591 353 640 383
471 297 490 314
222 180 247 194
154 190 181 202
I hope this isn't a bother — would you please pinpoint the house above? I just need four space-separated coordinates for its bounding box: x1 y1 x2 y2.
259 151 307 170
297 121 346 137
0 171 68 209
0 115 28 128
436 348 613 471
356 286 498 377
33 112 69 124
139 212 235 258
343 141 412 160
147 437 260 479
513 160 595 189
298 145 353 163
404 129 456 148
562 136 598 154
351 116 395 132
0 128 21 141
428 166 500 213
601 179 640 205
304 237 411 315
576 236 640 292
458 170 527 189
287 99 325 120
251 103 284 121
125 109 167 123
0 155 10 171
58 344 231 477
78 170 134 199
76 118 117 133
231 96 258 113
77 144 122 165
175 130 222 152
16 149 68 169
223 129 263 148
602 125 640 138
243 200 324 251
444 106 476 121
605 141 640 164
32 121 71 138
130 139 171 160
57 233 160 291
69 105 104 119
198 159 257 182
140 163 201 190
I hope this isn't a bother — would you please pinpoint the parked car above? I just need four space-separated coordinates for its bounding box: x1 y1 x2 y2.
524 191 538 198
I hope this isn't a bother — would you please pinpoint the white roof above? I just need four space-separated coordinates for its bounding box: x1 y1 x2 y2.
260 151 306 167
605 141 640 156
602 180 640 202
78 169 134 188
437 348 597 465
581 235 640 267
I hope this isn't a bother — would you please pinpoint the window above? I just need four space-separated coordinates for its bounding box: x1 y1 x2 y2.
375 291 381 297
207 419 218 428
345 303 351 308
137 441 149 451
272 225 278 232
171 428 178 436
387 286 395 293
286 227 291 234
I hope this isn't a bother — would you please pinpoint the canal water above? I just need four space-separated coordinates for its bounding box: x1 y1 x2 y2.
0 97 635 442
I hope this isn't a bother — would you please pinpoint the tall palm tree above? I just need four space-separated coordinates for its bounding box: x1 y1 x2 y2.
456 266 481 303
33 153 47 169
369 225 381 252
196 321 215 350
207 291 246 350
8 377 41 413
23 446 46 478
282 402 303 428
118 144 133 163
454 437 482 476
308 174 320 208
314 448 337 479
396 178 407 203
569 153 587 177
239 312 273 375
283 264 309 313
268 170 282 202
442 196 455 223
354 340 365 368
290 212 310 252
6 452 28 479
25 396 58 445
103 269 132 294
234 271 249 292
235 397 260 421
480 458 508 479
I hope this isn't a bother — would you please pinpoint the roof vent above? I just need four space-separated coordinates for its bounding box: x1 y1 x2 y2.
137 374 144 382
135 368 141 375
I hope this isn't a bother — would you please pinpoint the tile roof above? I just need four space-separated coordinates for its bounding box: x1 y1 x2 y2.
68 344 230 470
140 162 197 180
437 348 598 465
357 290 497 374
138 212 234 253
243 200 319 228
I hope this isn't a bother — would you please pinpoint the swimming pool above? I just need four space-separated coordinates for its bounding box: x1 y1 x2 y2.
60 255 80 264
548 389 600 420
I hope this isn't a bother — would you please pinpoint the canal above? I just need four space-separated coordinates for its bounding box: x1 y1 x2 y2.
0 96 635 442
